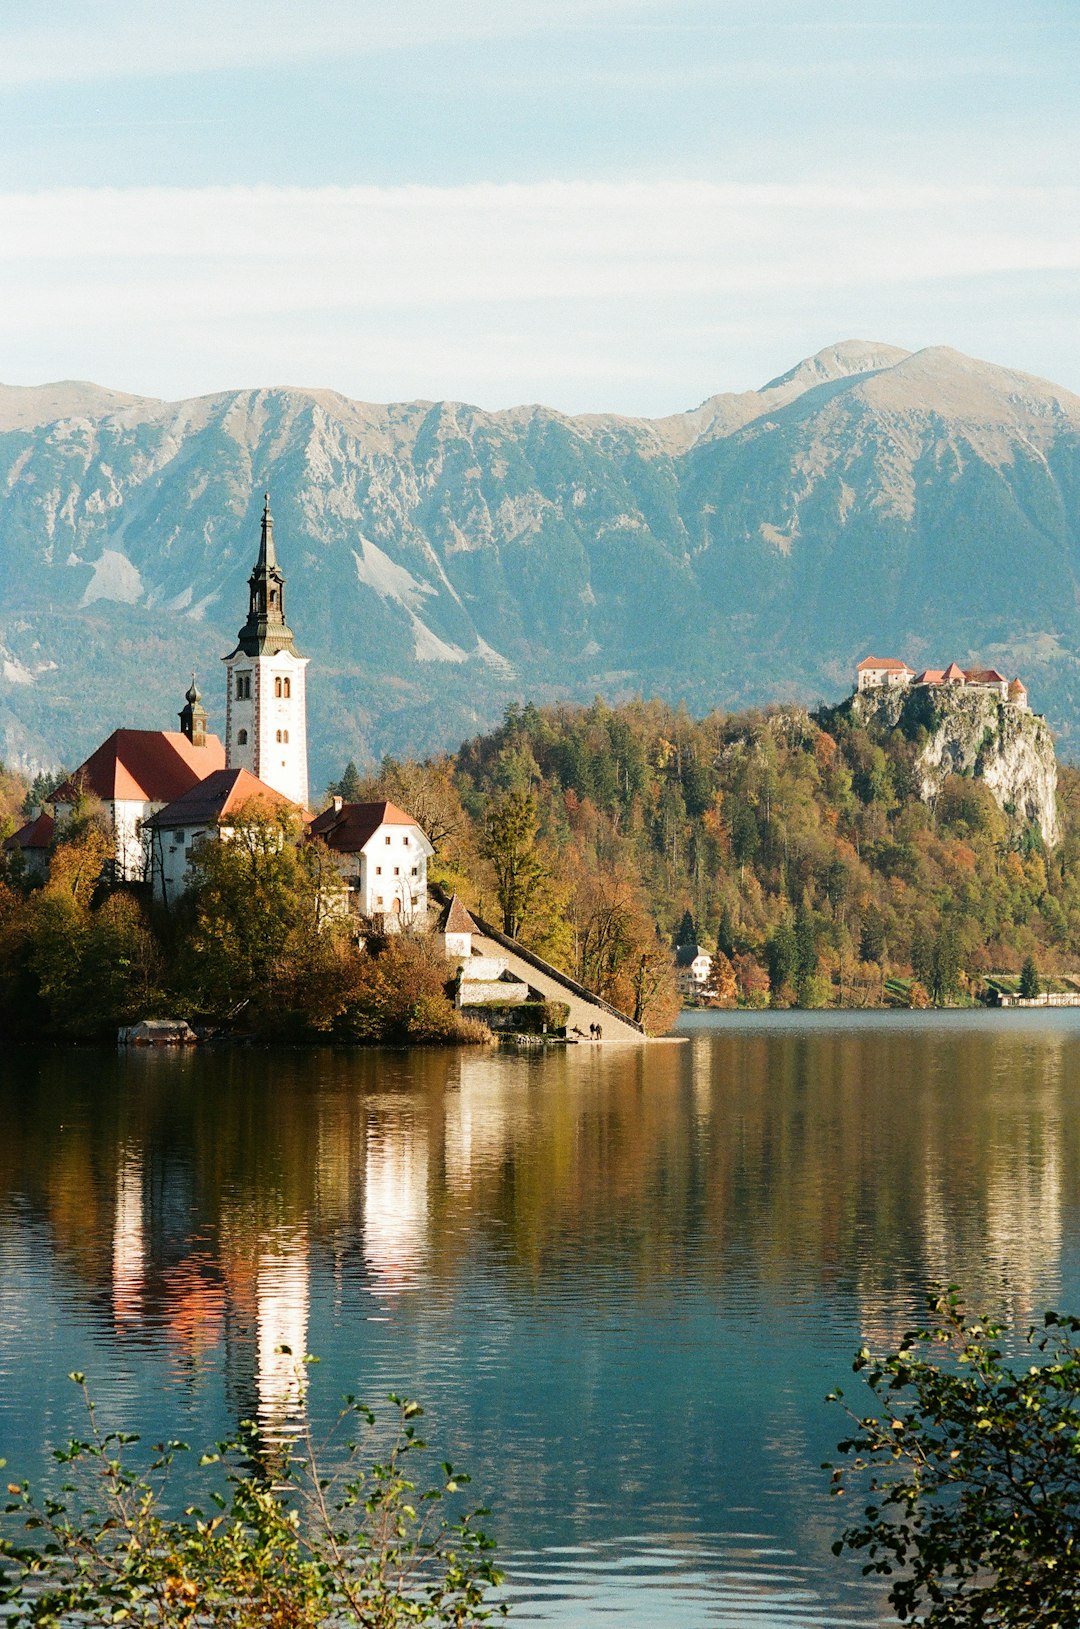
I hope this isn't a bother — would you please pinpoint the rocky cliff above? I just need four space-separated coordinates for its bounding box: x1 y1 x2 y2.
845 686 1059 847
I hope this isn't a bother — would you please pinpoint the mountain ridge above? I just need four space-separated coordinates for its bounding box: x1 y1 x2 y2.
2 340 1080 787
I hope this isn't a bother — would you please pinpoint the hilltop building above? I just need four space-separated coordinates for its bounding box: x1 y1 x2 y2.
855 655 1028 709
223 493 310 809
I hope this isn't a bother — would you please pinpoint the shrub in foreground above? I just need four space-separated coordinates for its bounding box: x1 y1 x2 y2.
828 1288 1080 1626
1 1373 505 1628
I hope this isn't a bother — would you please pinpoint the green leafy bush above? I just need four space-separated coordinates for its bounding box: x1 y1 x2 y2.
1 1373 505 1628
828 1289 1080 1626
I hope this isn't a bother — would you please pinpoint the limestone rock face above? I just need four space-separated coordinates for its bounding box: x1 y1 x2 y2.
849 687 1059 847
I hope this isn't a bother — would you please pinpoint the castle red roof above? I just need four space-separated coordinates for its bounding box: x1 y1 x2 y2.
856 656 913 672
308 799 425 854
964 668 1008 684
148 767 298 829
942 662 966 682
52 729 225 807
914 669 945 684
1009 678 1028 696
3 809 54 854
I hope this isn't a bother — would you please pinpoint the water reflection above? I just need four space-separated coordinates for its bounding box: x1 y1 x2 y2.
2 1014 1080 1626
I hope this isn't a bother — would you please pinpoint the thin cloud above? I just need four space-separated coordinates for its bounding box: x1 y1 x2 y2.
0 0 657 87
0 179 1077 411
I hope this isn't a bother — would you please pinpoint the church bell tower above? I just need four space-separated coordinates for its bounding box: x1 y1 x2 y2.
223 493 310 808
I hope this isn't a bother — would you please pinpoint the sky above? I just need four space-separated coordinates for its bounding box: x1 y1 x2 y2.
0 0 1078 415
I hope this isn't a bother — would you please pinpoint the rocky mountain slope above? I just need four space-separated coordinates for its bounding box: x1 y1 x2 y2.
2 340 1080 788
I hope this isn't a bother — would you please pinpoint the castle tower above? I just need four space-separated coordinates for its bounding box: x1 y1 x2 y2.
223 493 310 808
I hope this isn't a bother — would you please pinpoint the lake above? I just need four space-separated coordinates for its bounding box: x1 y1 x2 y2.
2 1010 1078 1626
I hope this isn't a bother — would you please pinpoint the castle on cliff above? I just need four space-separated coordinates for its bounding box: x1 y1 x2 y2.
855 656 1028 710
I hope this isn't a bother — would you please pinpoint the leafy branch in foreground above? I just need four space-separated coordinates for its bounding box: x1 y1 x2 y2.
826 1288 1080 1627
0 1367 505 1628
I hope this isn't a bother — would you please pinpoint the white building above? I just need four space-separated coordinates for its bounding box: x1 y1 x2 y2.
855 656 915 692
223 493 310 810
47 701 225 882
675 942 714 997
146 765 302 906
307 798 433 926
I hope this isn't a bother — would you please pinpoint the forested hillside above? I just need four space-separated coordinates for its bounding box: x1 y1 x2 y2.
348 694 1080 1008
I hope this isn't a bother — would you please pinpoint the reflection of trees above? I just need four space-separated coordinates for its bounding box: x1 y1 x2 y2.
0 1021 1076 1383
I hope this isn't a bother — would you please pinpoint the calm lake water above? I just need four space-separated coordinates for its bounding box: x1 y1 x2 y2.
2 1011 1079 1626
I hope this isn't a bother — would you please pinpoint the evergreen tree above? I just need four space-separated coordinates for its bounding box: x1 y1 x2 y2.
794 905 820 1005
1019 955 1041 999
675 909 696 947
716 902 736 959
765 919 797 998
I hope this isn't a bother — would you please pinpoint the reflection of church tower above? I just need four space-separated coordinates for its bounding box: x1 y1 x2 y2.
111 1149 146 1328
255 1229 311 1437
223 493 310 807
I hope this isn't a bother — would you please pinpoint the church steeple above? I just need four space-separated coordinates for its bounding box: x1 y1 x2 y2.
222 488 310 810
179 674 208 747
236 492 300 657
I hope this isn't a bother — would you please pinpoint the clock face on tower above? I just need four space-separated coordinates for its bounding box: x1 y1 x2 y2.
223 493 310 810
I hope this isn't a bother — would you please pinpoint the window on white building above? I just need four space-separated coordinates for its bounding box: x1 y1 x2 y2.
237 728 248 746
235 672 252 700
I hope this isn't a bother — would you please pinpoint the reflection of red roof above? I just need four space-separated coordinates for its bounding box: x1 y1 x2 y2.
3 809 54 853
964 668 1007 684
856 656 912 672
52 729 224 806
308 799 424 853
942 662 966 681
149 767 298 829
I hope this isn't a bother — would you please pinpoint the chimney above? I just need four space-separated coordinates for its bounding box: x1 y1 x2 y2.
333 795 343 813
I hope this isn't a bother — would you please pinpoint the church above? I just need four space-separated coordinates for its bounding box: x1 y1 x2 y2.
4 494 309 886
6 493 434 921
4 495 429 924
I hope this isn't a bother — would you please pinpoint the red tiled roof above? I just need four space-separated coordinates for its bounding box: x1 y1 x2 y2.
942 662 966 681
3 809 54 853
52 729 225 807
308 799 422 853
964 668 1008 684
148 767 299 829
856 656 913 672
1009 678 1028 695
915 669 945 684
438 893 476 935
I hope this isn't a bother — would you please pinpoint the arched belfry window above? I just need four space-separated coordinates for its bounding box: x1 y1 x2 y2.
238 728 248 746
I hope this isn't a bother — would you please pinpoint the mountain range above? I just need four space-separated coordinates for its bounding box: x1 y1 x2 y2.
2 339 1080 790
